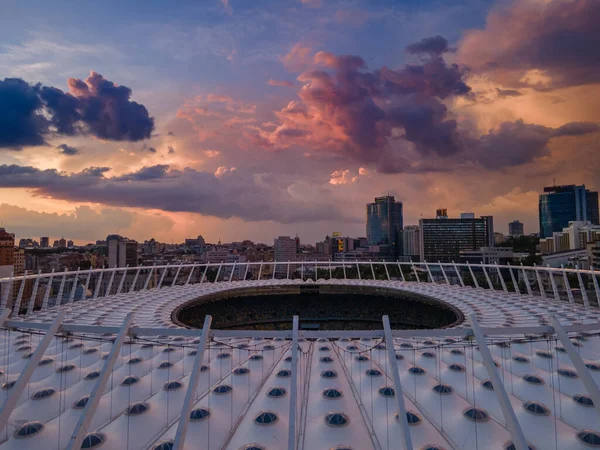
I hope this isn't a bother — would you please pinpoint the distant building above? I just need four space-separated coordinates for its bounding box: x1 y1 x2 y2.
436 209 448 219
539 184 599 238
493 232 506 245
539 221 600 254
13 249 26 275
366 196 403 258
460 247 513 265
40 237 49 248
58 237 67 248
274 236 297 262
587 241 600 269
419 214 494 263
460 212 475 219
67 240 74 248
107 235 138 268
509 220 524 237
0 228 15 268
402 226 420 261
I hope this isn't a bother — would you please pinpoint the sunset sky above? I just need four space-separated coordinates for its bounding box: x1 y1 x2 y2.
1 0 599 245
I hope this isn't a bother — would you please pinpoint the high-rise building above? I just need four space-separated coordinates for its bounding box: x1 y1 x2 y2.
67 240 74 248
402 226 421 261
539 184 599 238
107 235 138 268
40 237 49 248
0 228 15 268
539 221 600 254
366 196 403 258
508 220 524 237
58 237 67 248
274 236 297 262
419 214 494 263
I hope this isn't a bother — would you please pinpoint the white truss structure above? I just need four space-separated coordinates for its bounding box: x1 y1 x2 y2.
0 262 598 450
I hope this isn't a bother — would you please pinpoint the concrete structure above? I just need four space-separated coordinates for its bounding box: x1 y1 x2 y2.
107 235 138 268
366 196 403 258
419 214 494 263
0 261 599 450
539 184 599 238
542 249 589 268
274 236 297 262
509 220 524 237
459 246 514 265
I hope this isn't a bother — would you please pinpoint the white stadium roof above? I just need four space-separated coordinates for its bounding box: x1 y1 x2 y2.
0 261 599 450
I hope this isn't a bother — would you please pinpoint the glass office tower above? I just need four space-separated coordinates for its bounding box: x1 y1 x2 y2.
539 185 599 238
366 196 403 258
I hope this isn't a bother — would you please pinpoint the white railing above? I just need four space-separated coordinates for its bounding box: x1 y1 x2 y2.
1 261 599 316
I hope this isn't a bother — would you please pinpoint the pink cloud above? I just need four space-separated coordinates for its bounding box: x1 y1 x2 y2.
267 79 294 87
281 43 313 72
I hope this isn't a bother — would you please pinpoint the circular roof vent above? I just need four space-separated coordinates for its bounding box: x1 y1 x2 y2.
81 432 106 449
213 384 233 394
448 363 465 373
481 380 494 390
14 421 44 438
321 356 334 363
432 384 453 395
240 444 265 450
267 387 286 398
190 407 210 421
319 346 331 351
217 352 231 359
512 355 529 363
408 366 425 375
463 407 489 422
121 375 140 386
39 357 54 366
56 363 76 373
32 387 56 400
254 411 278 426
321 370 337 379
153 440 174 450
323 388 343 399
249 354 263 361
126 402 150 415
422 352 435 358
577 430 600 447
159 361 173 369
366 369 382 377
557 368 578 378
127 357 143 365
73 395 90 409
523 401 550 416
504 442 536 450
2 380 16 390
450 349 464 355
277 369 292 378
85 370 101 380
535 350 553 359
325 412 350 427
395 411 421 425
164 380 183 391
355 355 369 362
573 394 594 407
233 367 250 375
378 386 395 397
523 374 544 385
395 354 404 360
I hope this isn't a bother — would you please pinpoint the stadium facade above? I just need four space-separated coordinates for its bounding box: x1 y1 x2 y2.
0 261 599 450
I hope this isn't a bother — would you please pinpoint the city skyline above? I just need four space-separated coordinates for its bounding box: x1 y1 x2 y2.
1 0 600 245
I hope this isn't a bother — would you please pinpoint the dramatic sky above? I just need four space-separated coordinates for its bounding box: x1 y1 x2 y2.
1 0 599 244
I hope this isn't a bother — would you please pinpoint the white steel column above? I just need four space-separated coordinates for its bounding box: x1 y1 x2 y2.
370 261 375 280
173 315 213 450
356 262 361 280
287 315 300 450
82 268 92 300
384 262 390 281
215 262 223 282
534 264 546 299
12 274 27 315
576 266 590 307
93 269 104 299
26 270 42 315
467 262 479 289
411 262 418 283
0 311 66 431
469 313 529 450
105 267 117 296
56 269 68 303
272 263 277 280
453 262 464 287
521 263 533 296
157 264 169 288
300 263 304 281
548 265 560 302
258 263 263 280
67 313 133 450
185 265 196 285
231 263 237 282
439 262 449 285
382 315 413 450
129 267 141 293
496 264 508 292
171 265 183 287
549 315 600 416
482 265 494 290
287 262 291 280
329 261 332 280
143 265 155 290
315 262 318 280
561 265 574 304
0 273 13 311
68 268 80 303
398 262 406 282
342 262 347 280
507 263 519 294
41 269 55 310
425 262 434 283
590 267 600 306
200 264 209 283
116 266 128 294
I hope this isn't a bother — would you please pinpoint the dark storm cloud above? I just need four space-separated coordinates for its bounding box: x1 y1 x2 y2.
459 0 600 89
496 88 522 98
0 72 154 149
405 35 450 56
167 146 175 154
0 164 353 224
56 144 80 155
142 143 157 153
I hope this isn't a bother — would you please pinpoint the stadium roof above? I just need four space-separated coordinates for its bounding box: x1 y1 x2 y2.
0 262 599 450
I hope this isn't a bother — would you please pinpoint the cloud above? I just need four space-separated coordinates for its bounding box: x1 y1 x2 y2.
203 150 221 158
168 145 175 154
495 88 523 98
405 35 450 56
267 79 294 87
281 43 313 72
56 143 80 155
0 72 154 149
141 143 157 153
458 0 600 89
0 164 353 224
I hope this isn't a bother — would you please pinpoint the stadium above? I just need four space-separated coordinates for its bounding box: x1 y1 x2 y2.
0 260 599 450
